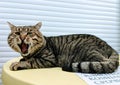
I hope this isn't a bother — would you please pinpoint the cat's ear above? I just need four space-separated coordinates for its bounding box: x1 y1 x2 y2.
35 22 42 30
7 22 16 31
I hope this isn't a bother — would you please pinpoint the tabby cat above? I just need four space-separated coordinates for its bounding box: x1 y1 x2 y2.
7 22 119 73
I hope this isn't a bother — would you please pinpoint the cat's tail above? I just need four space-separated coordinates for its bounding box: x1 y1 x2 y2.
72 52 119 73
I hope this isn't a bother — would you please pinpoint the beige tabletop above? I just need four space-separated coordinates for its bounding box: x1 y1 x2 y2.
2 57 87 85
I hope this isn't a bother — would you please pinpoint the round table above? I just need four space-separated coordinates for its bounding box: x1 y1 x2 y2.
2 57 87 85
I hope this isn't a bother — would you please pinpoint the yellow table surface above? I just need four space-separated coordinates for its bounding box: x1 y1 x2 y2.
2 57 87 85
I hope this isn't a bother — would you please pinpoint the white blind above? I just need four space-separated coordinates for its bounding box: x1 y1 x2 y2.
0 0 120 83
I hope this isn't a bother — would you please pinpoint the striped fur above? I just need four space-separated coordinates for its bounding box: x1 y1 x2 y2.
8 22 119 73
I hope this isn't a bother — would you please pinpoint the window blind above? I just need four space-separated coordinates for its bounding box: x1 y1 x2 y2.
0 0 119 84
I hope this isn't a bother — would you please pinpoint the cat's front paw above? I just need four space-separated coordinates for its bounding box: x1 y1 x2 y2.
10 62 26 71
10 62 19 71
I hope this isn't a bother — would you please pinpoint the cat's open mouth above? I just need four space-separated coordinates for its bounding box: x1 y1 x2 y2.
18 42 29 54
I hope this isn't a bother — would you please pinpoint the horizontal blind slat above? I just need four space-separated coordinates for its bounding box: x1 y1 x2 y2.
1 0 119 8
0 8 118 22
0 5 118 17
0 52 20 57
0 1 118 12
0 13 119 26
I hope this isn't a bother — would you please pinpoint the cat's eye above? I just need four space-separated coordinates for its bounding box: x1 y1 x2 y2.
27 32 32 35
15 32 20 35
27 32 33 37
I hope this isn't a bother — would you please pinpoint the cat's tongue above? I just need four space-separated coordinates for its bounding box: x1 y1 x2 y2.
21 43 28 54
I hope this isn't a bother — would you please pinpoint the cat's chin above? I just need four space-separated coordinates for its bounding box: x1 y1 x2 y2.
21 52 30 57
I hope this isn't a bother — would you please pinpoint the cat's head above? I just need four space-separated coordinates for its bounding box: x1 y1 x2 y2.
7 22 46 57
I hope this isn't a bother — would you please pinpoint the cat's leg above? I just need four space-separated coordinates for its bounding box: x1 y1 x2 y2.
10 58 40 71
10 61 31 71
72 51 119 73
10 56 57 71
62 61 73 72
61 55 74 72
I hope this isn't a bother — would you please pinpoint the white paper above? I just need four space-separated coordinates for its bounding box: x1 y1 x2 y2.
76 66 120 85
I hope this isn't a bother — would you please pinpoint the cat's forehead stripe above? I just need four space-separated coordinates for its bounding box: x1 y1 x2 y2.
16 26 32 31
25 28 27 31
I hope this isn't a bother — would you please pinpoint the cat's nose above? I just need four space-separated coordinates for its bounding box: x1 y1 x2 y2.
20 34 27 40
